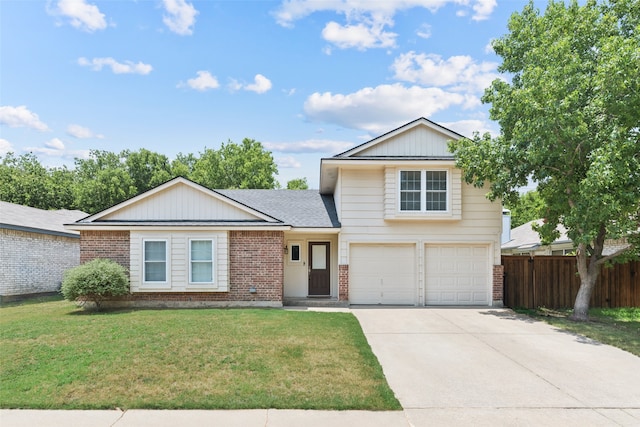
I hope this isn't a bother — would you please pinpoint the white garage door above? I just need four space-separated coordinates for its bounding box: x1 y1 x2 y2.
425 245 490 305
349 244 416 305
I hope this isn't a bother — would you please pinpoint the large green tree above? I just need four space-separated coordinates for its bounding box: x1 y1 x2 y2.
449 0 639 321
192 138 278 189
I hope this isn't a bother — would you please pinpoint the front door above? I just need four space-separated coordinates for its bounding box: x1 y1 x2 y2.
308 242 330 296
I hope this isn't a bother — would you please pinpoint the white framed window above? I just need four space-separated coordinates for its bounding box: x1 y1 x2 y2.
189 239 214 284
143 239 168 283
399 170 449 212
290 243 301 263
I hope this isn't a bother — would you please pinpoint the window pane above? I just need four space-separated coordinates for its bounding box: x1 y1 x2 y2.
426 190 447 211
312 245 326 270
400 171 421 190
400 191 421 211
191 262 213 282
145 262 166 282
191 240 212 261
425 171 447 191
145 241 166 261
291 244 300 261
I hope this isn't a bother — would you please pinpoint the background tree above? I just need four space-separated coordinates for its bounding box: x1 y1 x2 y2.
286 178 309 190
0 153 73 210
449 0 639 321
504 191 545 228
192 138 278 189
74 150 137 214
124 148 172 193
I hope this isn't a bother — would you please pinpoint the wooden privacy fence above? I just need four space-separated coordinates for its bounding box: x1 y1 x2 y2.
502 256 640 309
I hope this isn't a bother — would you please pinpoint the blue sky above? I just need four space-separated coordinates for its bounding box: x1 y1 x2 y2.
1 0 543 188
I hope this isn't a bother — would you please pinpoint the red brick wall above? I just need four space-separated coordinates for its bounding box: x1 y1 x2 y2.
228 230 283 302
338 264 349 301
493 264 504 304
80 230 130 270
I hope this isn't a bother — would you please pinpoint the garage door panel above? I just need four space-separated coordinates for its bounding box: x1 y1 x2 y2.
350 244 416 305
425 244 489 306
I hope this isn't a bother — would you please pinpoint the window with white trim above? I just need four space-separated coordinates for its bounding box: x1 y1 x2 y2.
399 170 448 212
189 239 214 283
143 239 168 283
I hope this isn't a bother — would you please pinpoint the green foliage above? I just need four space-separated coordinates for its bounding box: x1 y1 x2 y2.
449 0 639 319
1 140 281 214
286 177 309 190
61 259 129 310
192 138 278 189
505 191 545 228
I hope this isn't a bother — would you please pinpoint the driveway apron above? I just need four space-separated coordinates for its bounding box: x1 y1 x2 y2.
352 308 640 426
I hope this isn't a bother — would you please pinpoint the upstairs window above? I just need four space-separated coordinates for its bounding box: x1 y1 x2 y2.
399 170 448 212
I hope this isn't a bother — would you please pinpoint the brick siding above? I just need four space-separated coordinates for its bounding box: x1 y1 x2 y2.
80 230 130 270
493 264 504 305
338 264 349 301
79 229 284 307
0 229 80 297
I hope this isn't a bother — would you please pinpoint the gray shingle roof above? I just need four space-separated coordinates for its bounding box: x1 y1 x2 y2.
217 190 340 228
0 201 88 237
501 219 570 250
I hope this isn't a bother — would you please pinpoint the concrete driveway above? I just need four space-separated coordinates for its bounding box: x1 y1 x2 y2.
352 308 640 426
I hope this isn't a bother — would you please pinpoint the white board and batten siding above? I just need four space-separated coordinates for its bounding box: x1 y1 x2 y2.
130 230 228 292
103 182 259 221
353 125 454 157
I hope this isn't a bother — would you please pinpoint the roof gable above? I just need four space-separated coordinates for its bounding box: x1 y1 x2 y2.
79 177 279 223
336 117 463 158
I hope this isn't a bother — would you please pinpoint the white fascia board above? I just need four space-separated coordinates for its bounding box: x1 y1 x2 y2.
287 227 341 234
64 224 292 232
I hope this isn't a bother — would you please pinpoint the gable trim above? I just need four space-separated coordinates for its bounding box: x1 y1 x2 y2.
334 117 465 158
77 177 281 224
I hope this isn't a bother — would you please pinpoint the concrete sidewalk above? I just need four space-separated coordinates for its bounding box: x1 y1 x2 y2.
2 307 640 426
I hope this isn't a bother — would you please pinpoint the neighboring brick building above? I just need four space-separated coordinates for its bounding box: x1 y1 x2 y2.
0 202 88 302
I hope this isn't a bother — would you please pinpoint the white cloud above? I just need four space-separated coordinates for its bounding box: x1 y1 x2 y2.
228 74 273 94
0 138 14 155
52 0 107 32
472 0 497 21
391 52 499 93
276 156 302 168
26 138 90 160
273 1 497 50
265 139 355 154
322 20 397 50
182 71 220 91
67 124 104 139
78 57 153 75
244 74 272 94
0 105 50 131
416 23 432 39
441 119 498 138
304 83 474 134
162 0 198 35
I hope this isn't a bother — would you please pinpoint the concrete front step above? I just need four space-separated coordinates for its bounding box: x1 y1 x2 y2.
283 297 349 308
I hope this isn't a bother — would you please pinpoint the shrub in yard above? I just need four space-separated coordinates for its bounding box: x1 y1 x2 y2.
61 258 129 310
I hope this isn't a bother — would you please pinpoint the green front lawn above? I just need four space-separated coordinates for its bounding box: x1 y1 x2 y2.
515 307 640 357
0 299 400 410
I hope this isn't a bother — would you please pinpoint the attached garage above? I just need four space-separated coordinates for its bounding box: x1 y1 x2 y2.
349 244 416 305
425 244 490 305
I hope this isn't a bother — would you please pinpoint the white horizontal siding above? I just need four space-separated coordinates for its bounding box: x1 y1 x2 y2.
338 168 502 262
104 183 258 221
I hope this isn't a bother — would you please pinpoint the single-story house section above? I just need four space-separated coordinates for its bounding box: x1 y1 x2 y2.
502 219 630 256
65 118 504 308
0 201 88 302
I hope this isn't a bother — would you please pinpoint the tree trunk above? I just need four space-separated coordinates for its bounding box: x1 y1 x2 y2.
571 227 606 321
